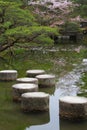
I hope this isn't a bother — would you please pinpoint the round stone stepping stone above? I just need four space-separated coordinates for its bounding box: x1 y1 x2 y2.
26 69 45 77
21 92 49 112
36 74 55 87
16 77 38 84
0 70 17 81
59 96 87 120
12 83 38 102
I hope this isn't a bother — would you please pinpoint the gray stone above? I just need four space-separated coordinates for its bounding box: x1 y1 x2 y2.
16 77 38 84
12 83 38 102
59 96 87 120
26 69 45 77
0 70 17 81
21 92 49 112
36 74 55 87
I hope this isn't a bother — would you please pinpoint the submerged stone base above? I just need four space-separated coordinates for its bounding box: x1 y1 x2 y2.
21 92 49 112
59 96 87 120
12 83 38 102
0 70 17 81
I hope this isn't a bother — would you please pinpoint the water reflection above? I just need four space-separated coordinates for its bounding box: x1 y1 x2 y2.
25 111 50 126
0 45 87 130
26 94 60 130
60 119 87 130
39 86 55 95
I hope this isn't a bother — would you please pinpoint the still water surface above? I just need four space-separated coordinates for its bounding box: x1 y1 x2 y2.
0 45 87 130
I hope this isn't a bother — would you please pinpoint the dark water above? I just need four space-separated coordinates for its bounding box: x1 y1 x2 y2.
0 45 87 130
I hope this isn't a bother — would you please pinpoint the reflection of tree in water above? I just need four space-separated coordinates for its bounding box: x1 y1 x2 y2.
0 56 17 70
60 119 87 130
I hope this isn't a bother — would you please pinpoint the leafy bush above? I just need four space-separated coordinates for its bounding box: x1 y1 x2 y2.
62 22 81 32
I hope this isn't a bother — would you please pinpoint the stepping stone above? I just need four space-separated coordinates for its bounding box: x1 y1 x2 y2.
36 74 55 87
21 92 49 112
0 70 17 81
26 69 45 77
16 77 38 84
12 83 38 102
59 96 87 120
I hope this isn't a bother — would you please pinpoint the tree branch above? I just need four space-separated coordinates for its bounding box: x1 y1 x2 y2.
0 39 19 52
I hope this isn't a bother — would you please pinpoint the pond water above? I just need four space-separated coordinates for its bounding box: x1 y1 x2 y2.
0 44 87 130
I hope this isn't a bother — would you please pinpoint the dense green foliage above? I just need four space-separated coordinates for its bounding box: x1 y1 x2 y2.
73 0 87 5
0 0 87 53
72 0 87 18
0 0 58 53
62 22 81 32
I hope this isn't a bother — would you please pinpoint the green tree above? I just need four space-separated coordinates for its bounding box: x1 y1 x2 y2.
72 0 87 17
62 22 80 32
73 0 87 5
0 1 58 53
